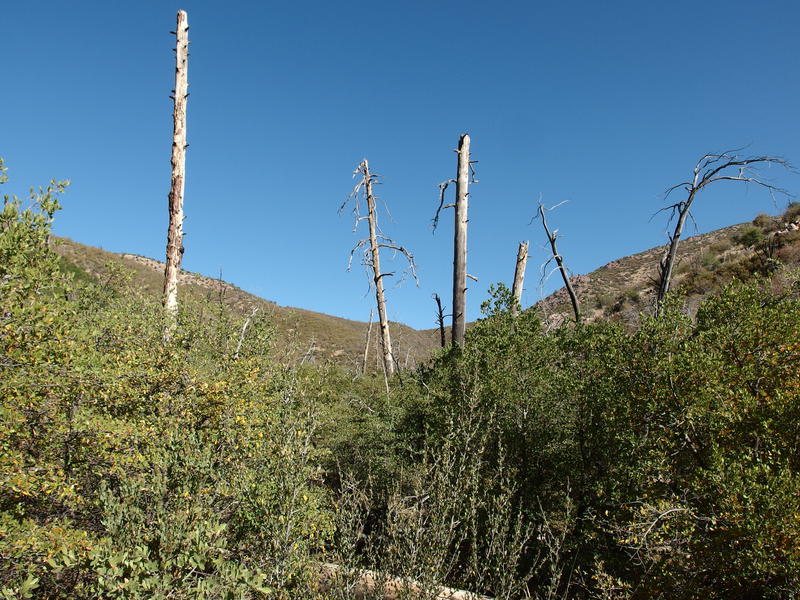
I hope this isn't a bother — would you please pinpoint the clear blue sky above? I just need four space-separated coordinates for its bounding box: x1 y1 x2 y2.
3 1 798 329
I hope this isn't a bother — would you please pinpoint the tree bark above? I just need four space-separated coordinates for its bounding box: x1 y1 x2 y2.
163 10 189 339
363 160 396 376
656 189 695 311
511 241 528 316
451 134 470 346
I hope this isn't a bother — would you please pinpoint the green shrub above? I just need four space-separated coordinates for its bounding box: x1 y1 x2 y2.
735 225 766 247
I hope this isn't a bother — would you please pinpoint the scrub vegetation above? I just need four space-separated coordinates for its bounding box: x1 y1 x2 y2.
2 159 799 598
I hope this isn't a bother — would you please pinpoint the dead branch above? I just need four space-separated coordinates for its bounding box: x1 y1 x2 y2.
432 179 456 231
363 308 374 375
537 203 581 324
233 306 259 360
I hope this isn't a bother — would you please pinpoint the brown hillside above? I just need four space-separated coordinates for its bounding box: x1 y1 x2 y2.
536 204 800 328
51 236 441 369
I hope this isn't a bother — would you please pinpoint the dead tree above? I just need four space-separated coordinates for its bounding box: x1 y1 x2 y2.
537 202 581 325
433 134 476 346
163 10 189 339
656 150 792 313
432 293 447 347
341 159 418 377
511 241 529 316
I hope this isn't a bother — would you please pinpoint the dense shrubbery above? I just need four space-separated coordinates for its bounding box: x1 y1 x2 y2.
1 164 329 598
327 281 800 598
2 162 798 598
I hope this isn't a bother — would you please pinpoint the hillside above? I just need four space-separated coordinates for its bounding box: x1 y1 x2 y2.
51 204 800 368
51 236 441 369
535 204 800 328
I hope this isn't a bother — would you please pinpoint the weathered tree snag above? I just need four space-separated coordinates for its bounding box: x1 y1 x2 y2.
364 160 394 375
432 293 447 347
511 241 529 316
341 159 418 378
163 10 189 339
538 203 581 325
656 151 791 314
452 134 470 346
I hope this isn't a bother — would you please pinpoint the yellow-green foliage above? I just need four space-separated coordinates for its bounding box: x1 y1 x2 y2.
0 165 331 599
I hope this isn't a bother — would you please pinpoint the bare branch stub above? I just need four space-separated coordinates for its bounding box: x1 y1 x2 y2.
655 151 794 313
432 293 448 348
432 178 456 232
511 241 529 317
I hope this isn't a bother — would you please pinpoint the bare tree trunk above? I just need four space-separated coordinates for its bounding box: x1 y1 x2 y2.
342 160 417 377
452 134 470 346
656 189 695 311
163 10 189 340
433 293 446 347
362 308 374 375
539 205 581 324
362 160 396 376
233 307 259 360
511 241 529 316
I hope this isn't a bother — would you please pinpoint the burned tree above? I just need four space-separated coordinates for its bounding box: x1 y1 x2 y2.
511 241 529 317
537 202 581 325
341 159 418 377
656 150 792 313
432 293 447 348
163 10 189 339
433 134 476 346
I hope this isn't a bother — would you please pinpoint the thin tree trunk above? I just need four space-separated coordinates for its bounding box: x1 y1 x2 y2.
656 188 696 312
363 308 374 375
539 205 581 324
233 307 258 360
511 241 529 316
163 10 189 339
363 160 396 376
433 293 446 347
452 134 470 346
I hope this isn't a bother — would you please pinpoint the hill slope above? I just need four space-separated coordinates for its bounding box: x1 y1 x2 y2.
52 236 441 369
536 204 800 327
52 204 800 366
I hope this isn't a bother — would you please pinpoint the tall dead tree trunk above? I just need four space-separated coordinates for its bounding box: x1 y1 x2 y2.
341 160 418 379
511 241 529 316
432 293 446 347
452 134 471 346
364 161 395 375
163 10 189 339
656 151 791 315
538 203 581 325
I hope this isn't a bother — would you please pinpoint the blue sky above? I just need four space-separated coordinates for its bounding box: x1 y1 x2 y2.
3 1 798 329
